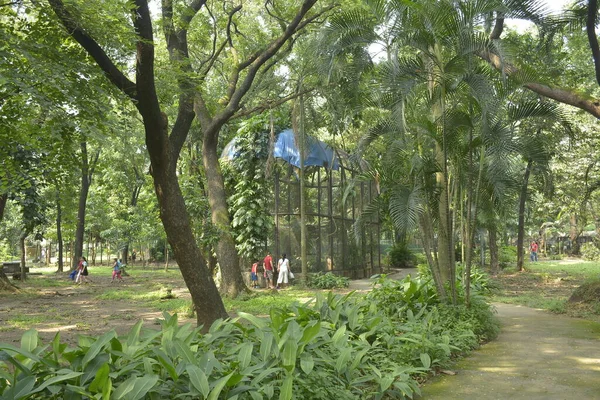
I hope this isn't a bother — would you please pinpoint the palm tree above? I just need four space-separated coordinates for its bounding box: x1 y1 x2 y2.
325 0 557 302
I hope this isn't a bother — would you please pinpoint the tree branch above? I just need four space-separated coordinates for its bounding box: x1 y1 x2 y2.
161 0 202 159
490 12 504 40
47 0 137 100
586 0 600 86
232 88 314 119
216 0 325 128
480 50 600 118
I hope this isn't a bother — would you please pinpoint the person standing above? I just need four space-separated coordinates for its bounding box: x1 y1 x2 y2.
112 258 123 282
250 261 259 288
276 253 290 289
76 257 90 284
263 252 274 289
530 241 539 262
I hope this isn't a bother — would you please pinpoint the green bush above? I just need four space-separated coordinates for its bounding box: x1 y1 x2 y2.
457 265 499 295
385 243 416 268
581 243 600 261
367 275 438 316
414 252 427 266
308 272 350 289
499 246 517 268
0 277 499 400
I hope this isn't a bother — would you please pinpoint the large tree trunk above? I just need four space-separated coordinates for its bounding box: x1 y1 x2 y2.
517 159 533 271
489 226 499 275
146 118 227 326
202 133 246 297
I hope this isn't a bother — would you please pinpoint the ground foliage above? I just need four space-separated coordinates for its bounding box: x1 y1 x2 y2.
491 260 600 320
0 275 498 399
307 272 350 289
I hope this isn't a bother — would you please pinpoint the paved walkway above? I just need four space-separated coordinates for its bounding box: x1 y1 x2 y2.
419 303 600 399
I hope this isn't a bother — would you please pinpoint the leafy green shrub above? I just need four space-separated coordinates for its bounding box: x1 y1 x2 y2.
581 243 600 261
385 243 416 268
308 272 350 289
414 252 427 266
499 246 517 268
367 275 438 316
416 263 431 278
0 277 499 400
457 265 499 295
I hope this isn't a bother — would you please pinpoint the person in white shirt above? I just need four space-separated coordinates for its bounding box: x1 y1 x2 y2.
276 253 290 289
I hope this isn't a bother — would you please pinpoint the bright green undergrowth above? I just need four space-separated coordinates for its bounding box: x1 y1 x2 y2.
307 272 350 289
223 289 317 315
522 260 600 278
493 293 568 313
493 260 600 317
0 275 498 399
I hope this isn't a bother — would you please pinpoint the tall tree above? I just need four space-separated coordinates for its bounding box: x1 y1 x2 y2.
72 141 100 270
45 0 332 325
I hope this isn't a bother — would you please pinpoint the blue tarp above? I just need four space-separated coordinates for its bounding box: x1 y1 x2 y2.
221 128 340 170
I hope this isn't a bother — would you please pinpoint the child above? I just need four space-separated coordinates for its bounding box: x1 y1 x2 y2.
112 258 123 282
250 261 259 289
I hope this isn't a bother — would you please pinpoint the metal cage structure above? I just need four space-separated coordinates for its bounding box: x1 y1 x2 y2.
222 128 382 278
272 157 381 278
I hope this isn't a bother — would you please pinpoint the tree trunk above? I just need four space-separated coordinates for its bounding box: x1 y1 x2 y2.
20 234 26 281
56 193 64 272
202 133 246 297
419 211 447 300
489 226 499 275
517 159 533 271
0 194 17 291
142 112 228 326
0 192 7 221
569 214 580 255
436 143 456 303
294 94 308 286
123 183 141 265
73 142 98 269
164 239 169 272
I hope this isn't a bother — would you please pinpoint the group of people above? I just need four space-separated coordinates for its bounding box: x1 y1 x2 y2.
250 252 292 289
69 257 124 283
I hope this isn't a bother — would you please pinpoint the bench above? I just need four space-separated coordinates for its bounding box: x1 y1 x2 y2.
2 261 29 279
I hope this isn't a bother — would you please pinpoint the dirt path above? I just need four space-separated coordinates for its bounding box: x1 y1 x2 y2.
419 303 600 399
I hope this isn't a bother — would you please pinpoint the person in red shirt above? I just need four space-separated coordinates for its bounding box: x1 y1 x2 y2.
530 241 539 262
263 252 274 289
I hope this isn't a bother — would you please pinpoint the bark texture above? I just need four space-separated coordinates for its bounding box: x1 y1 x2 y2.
202 136 246 297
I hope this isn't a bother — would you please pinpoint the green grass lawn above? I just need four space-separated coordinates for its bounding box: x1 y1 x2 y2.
10 266 326 323
491 259 600 320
